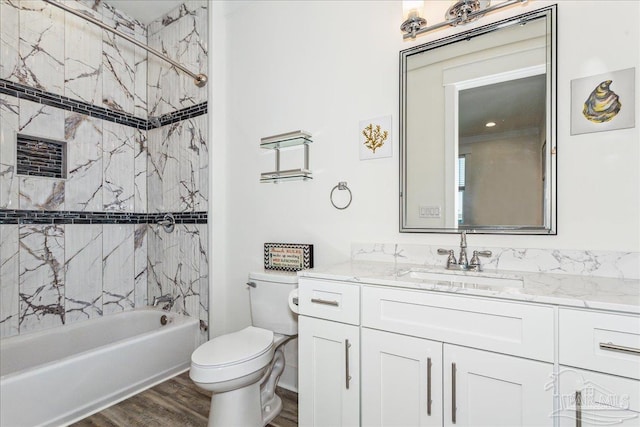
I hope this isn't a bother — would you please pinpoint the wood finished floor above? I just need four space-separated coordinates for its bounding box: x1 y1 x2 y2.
71 372 298 427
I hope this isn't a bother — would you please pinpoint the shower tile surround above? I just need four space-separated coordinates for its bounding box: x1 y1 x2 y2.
0 0 210 343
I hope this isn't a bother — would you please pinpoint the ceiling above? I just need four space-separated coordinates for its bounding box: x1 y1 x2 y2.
106 0 185 24
459 74 547 140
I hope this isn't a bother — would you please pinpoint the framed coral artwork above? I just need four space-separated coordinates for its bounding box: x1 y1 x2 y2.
359 115 392 160
571 68 635 135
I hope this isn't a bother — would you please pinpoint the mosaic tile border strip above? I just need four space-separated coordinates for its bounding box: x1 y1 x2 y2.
0 210 207 225
151 103 209 128
0 79 207 130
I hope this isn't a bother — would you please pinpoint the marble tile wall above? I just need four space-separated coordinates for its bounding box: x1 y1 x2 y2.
18 224 65 332
0 225 19 337
0 222 148 336
65 113 104 211
148 223 208 344
146 1 209 344
64 2 103 106
0 94 19 209
64 225 103 323
0 0 209 340
0 0 145 213
16 0 65 94
148 115 208 213
352 243 640 280
147 0 208 118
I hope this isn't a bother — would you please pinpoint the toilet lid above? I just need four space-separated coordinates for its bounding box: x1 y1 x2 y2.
192 326 274 368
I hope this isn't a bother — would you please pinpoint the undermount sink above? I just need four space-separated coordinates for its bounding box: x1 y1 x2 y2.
397 268 524 288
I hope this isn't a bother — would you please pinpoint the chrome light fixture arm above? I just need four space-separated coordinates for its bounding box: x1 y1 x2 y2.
400 14 428 40
401 0 528 39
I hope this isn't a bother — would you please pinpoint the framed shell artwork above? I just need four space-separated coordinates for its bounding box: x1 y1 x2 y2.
571 68 635 135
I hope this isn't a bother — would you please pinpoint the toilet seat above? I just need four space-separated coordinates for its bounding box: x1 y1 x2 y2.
191 326 275 384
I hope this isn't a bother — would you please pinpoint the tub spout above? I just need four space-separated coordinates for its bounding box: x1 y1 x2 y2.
152 295 174 309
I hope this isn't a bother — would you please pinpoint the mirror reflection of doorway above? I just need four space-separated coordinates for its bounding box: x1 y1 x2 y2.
453 72 547 227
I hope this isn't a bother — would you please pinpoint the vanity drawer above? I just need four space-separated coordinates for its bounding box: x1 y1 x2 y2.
298 278 360 325
559 309 640 380
362 285 554 362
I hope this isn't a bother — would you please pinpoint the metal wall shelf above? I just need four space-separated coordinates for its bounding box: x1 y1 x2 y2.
260 130 312 183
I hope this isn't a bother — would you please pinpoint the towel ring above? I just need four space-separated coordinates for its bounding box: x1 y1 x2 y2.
330 182 352 210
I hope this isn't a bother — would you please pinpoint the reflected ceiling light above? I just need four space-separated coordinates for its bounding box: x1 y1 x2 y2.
401 0 528 40
485 121 497 127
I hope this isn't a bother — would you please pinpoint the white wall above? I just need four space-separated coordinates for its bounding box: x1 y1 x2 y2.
210 0 640 335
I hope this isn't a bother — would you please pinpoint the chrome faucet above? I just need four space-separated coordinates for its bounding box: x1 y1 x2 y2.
438 231 492 271
152 295 174 309
458 231 468 268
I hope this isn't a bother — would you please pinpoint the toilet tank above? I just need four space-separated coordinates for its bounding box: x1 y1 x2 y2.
248 271 298 335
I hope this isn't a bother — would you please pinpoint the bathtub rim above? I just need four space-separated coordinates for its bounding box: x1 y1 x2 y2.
0 308 200 427
0 307 198 380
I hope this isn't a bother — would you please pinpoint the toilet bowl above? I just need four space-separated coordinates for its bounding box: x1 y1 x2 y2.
190 271 298 427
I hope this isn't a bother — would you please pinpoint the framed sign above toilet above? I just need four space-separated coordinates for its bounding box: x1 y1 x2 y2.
264 243 314 271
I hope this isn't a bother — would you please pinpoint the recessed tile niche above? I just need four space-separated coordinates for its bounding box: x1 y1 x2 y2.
16 134 67 179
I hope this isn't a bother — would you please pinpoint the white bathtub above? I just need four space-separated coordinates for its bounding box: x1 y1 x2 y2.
0 308 199 427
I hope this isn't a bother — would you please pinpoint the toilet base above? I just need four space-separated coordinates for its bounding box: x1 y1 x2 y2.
208 382 262 427
262 394 282 426
195 334 297 427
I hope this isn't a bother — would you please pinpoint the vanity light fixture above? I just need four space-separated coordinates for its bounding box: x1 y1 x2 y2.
485 121 496 127
401 0 528 39
400 1 428 39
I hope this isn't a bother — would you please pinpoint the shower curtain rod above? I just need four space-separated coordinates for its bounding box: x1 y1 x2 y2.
43 0 208 87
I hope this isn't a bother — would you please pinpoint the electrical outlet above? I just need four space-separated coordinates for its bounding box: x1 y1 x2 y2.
419 205 441 219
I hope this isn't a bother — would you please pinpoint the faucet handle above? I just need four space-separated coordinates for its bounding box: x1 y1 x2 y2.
474 250 492 257
469 250 492 271
437 248 457 268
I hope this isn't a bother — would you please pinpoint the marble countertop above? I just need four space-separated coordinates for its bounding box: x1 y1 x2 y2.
298 261 640 314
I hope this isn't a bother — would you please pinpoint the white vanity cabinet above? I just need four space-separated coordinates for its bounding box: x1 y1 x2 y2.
297 272 640 427
298 316 360 427
557 308 640 426
442 345 553 427
361 328 443 426
360 285 554 427
298 279 361 427
360 329 552 427
556 367 640 426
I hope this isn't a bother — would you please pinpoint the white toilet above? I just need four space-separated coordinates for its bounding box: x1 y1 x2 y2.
190 271 298 427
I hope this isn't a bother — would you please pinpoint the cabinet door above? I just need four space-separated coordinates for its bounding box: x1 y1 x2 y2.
298 316 359 427
557 366 640 426
361 328 443 427
444 345 553 427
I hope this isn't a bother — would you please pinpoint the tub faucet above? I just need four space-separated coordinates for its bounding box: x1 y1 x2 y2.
152 295 174 309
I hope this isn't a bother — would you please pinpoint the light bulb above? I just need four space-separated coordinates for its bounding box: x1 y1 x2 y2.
403 0 425 21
